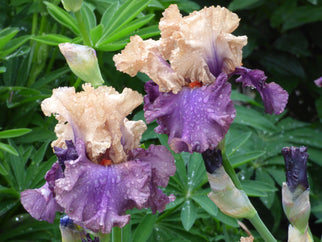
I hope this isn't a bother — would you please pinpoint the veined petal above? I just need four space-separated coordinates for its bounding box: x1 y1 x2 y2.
235 67 288 115
41 84 146 164
20 163 63 223
54 139 175 233
144 73 235 153
314 76 322 87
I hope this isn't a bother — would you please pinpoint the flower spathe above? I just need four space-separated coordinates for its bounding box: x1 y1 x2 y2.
113 4 288 153
21 85 176 233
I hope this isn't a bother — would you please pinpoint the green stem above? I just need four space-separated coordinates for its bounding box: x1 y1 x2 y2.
99 232 111 242
74 10 91 46
219 142 242 190
249 213 277 242
112 227 122 242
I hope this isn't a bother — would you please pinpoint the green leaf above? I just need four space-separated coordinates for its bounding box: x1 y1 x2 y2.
282 6 322 31
259 53 305 79
44 1 79 35
191 194 218 217
32 67 69 88
228 0 263 11
308 147 322 166
0 128 31 139
96 14 154 46
133 214 156 242
31 34 72 46
95 40 128 51
134 25 160 39
0 35 30 59
187 153 207 191
225 130 252 157
0 27 19 50
0 200 19 217
229 151 266 167
215 210 239 227
96 0 152 46
0 161 8 175
242 180 277 197
90 24 104 45
234 105 277 132
100 2 120 29
0 142 18 156
81 2 97 33
231 90 261 107
180 199 196 231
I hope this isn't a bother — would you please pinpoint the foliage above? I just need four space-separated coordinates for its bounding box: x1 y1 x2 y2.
0 0 321 241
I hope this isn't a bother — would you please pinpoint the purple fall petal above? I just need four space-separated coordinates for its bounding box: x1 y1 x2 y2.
144 73 235 153
314 77 322 87
54 139 175 233
20 163 63 223
234 67 288 115
282 146 309 192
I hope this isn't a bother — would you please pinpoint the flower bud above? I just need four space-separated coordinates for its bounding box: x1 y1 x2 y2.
287 224 313 242
61 0 83 12
207 166 256 219
282 146 311 234
202 148 223 174
59 215 84 242
59 43 104 87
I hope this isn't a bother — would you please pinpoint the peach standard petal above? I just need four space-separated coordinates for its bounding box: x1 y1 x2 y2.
161 5 247 84
41 84 146 164
113 35 185 93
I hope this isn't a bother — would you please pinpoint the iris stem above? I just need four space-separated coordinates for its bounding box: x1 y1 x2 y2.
218 141 276 241
249 213 277 242
112 227 122 242
74 10 91 46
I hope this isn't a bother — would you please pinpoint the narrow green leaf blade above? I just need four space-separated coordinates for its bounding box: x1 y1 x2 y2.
0 128 31 139
31 34 72 46
96 0 152 45
229 151 266 167
44 1 79 35
133 214 157 242
0 27 19 50
192 194 218 217
0 142 18 156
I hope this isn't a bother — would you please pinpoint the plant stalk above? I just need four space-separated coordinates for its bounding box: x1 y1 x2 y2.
249 213 277 242
74 10 91 46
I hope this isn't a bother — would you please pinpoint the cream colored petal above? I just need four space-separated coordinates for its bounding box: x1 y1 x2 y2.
113 35 185 94
160 5 247 84
41 84 146 164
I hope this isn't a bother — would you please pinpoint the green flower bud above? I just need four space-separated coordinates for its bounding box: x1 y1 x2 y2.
59 43 104 87
288 224 313 242
282 182 310 233
207 166 256 219
61 0 83 12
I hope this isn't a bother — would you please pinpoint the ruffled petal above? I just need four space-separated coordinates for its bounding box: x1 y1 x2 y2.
113 35 185 94
161 5 247 83
54 139 175 233
113 5 247 93
144 73 235 153
41 84 146 164
20 163 63 223
234 67 288 115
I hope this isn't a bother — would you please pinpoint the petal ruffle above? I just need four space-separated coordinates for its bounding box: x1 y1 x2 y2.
234 67 288 115
113 5 247 93
161 5 247 83
20 163 63 223
54 139 175 233
144 73 235 153
41 84 146 164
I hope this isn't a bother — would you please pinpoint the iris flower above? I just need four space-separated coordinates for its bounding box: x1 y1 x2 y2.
114 5 288 153
21 84 176 233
